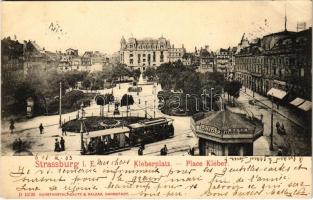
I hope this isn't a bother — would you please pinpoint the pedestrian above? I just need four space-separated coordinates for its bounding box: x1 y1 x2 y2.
13 139 18 150
190 147 195 156
138 147 143 156
141 143 145 150
62 125 67 136
160 147 164 156
17 138 23 150
54 139 61 152
161 145 168 156
39 123 44 134
276 122 280 130
277 148 283 156
9 119 15 134
60 137 65 151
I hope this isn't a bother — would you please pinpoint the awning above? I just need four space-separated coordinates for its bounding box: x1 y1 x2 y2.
298 101 312 111
290 97 305 107
267 88 287 100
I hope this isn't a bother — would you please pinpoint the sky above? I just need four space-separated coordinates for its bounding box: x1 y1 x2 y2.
2 1 312 55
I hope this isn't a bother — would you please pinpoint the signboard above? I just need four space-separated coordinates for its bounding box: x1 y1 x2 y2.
196 124 249 135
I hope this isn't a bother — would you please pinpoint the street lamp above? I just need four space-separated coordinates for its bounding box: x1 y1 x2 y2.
145 101 147 118
270 94 274 151
80 103 86 154
59 81 62 128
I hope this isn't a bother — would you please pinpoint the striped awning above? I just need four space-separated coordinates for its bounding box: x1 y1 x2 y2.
298 101 312 111
290 97 305 107
267 88 287 100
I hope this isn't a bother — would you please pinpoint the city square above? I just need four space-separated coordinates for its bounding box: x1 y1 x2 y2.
1 1 312 156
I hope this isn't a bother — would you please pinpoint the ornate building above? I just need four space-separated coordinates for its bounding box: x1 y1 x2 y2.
119 36 171 71
235 27 312 100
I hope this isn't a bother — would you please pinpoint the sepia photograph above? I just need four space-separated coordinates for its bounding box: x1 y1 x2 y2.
1 1 312 157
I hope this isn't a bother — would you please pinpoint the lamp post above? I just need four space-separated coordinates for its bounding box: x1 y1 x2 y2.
270 94 274 151
59 81 62 128
153 84 156 118
210 88 214 111
80 103 86 154
145 101 147 118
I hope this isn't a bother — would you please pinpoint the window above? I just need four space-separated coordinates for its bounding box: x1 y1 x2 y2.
148 54 151 64
290 58 295 65
143 54 146 57
143 59 146 62
130 59 133 64
301 68 304 77
153 52 156 62
160 51 164 62
130 54 133 57
138 54 141 63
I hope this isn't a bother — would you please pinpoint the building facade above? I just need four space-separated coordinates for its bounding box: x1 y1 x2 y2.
216 48 231 73
120 36 171 71
198 47 216 73
169 44 186 62
234 28 312 100
23 40 58 75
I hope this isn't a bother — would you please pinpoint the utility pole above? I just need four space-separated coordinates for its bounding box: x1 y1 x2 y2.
59 81 62 127
153 84 156 118
80 103 85 154
270 95 274 151
145 101 147 118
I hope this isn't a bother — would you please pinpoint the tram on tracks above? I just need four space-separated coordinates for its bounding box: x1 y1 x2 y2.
81 117 174 155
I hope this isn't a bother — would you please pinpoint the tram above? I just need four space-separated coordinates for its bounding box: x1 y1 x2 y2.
81 117 174 155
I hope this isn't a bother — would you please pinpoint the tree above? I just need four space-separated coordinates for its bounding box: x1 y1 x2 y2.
224 80 242 106
82 79 91 90
95 95 106 117
132 69 141 81
120 94 134 117
143 67 157 81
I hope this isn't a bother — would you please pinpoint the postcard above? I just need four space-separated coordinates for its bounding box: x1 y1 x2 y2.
0 1 312 198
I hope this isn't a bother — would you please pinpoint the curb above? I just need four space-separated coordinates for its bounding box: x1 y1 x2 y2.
241 90 304 129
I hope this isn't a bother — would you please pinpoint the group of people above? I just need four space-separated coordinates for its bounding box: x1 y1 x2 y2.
86 135 130 154
276 122 286 135
54 137 65 152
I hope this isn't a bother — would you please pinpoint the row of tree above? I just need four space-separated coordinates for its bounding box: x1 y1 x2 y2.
2 63 141 117
152 61 242 115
